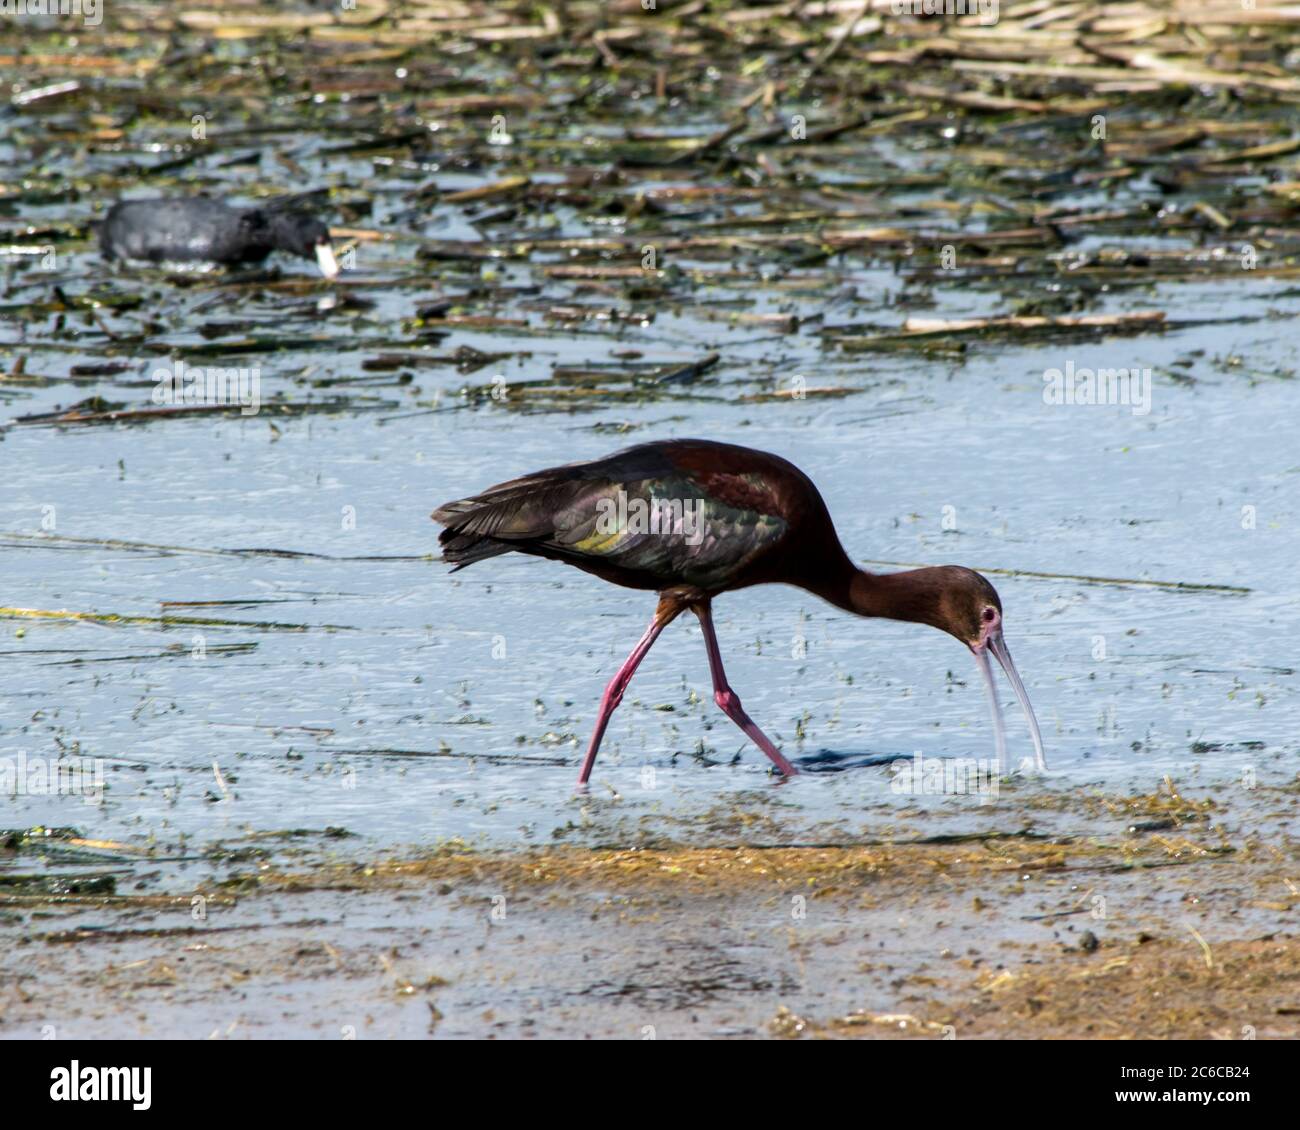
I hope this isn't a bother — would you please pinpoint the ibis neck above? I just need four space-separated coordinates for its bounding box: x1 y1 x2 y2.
804 557 950 630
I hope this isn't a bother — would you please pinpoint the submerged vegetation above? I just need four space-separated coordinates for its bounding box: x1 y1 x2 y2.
4 1 1300 421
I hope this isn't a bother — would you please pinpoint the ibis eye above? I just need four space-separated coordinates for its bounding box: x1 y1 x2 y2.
982 608 997 623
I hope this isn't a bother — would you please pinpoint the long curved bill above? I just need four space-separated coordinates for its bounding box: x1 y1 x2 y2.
974 631 1047 774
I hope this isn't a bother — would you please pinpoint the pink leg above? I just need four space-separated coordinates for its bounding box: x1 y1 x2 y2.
578 604 679 786
693 603 797 777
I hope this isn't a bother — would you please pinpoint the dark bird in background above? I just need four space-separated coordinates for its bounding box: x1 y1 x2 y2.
434 439 1046 785
100 196 339 278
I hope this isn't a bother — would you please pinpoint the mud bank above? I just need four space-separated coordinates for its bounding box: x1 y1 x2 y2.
4 782 1296 1039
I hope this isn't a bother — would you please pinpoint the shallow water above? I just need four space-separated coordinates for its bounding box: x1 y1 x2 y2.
3 18 1298 869
4 254 1296 862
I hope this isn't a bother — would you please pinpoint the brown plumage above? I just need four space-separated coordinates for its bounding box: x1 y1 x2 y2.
435 439 1046 785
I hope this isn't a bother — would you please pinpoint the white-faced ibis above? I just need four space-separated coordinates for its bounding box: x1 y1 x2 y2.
434 439 1045 784
100 197 340 278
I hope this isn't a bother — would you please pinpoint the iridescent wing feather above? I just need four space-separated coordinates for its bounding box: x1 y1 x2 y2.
433 445 790 591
